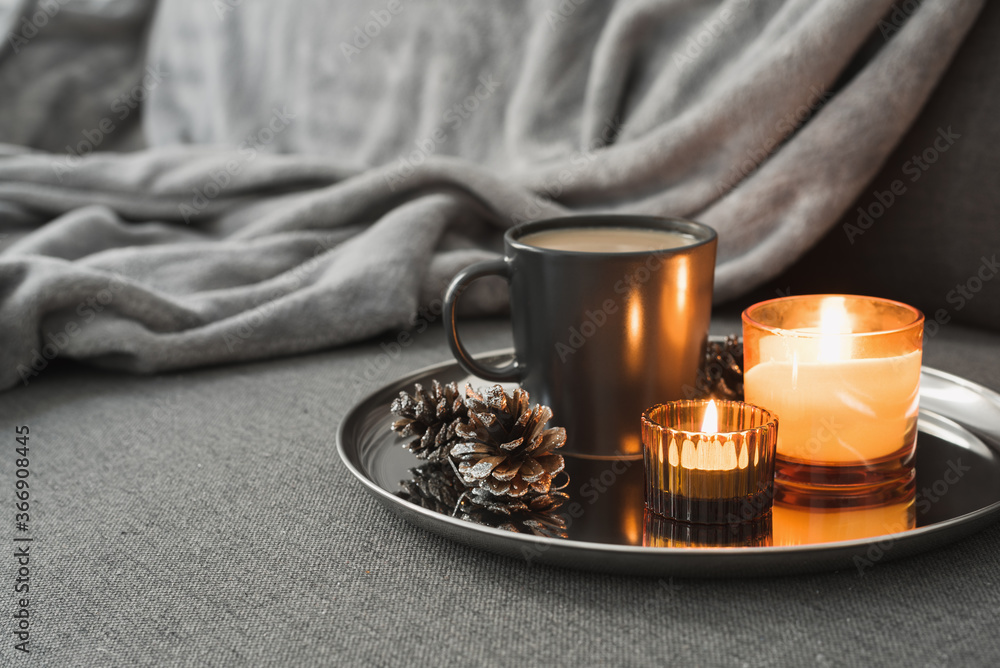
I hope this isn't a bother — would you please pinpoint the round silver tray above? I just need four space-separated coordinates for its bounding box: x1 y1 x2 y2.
337 349 1000 577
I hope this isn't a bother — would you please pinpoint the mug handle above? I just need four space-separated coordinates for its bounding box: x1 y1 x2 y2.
443 258 523 382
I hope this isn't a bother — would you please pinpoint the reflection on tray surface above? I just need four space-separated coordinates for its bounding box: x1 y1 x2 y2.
397 461 570 539
772 477 916 546
398 457 921 547
642 482 915 548
644 511 772 547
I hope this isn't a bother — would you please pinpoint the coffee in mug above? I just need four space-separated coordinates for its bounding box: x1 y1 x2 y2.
519 226 695 253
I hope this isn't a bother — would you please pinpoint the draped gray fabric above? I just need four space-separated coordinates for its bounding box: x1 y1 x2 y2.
0 0 984 390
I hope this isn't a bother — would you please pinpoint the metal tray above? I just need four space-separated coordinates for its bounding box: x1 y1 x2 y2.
337 350 1000 577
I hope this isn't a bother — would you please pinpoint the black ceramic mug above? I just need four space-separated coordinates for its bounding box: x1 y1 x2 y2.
443 215 717 459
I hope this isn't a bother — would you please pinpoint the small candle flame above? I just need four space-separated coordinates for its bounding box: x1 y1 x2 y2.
700 400 718 434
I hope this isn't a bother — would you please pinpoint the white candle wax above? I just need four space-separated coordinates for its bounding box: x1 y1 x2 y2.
745 348 920 463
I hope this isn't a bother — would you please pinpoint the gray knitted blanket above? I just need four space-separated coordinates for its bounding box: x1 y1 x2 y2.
0 0 983 390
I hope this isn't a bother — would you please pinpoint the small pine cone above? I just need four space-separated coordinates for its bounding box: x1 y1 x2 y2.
450 385 566 498
391 380 467 460
397 461 468 515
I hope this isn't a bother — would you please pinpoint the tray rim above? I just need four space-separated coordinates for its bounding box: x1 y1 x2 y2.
336 348 1000 572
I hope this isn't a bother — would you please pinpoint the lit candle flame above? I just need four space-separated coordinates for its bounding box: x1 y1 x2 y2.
700 399 718 434
819 296 852 361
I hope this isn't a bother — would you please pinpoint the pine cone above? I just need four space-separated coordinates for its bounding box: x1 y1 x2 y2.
391 380 467 460
697 335 744 401
450 385 566 498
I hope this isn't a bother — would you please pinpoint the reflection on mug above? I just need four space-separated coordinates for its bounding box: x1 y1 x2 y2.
642 510 773 548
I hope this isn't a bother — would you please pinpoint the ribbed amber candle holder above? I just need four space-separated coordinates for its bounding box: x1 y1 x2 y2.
642 400 778 524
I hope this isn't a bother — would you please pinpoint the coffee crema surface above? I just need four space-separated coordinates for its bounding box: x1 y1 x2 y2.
519 226 695 253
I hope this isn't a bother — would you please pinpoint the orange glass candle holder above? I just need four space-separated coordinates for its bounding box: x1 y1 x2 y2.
641 400 779 524
742 294 924 494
